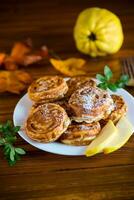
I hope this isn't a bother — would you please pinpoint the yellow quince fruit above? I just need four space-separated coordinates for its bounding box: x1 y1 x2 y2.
74 7 124 57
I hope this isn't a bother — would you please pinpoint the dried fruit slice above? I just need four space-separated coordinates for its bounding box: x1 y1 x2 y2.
50 58 86 76
0 70 32 94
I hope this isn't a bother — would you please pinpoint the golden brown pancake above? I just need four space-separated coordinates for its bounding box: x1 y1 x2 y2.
25 103 70 142
28 76 68 103
66 76 96 97
60 122 101 146
54 99 73 117
69 86 114 123
100 94 127 125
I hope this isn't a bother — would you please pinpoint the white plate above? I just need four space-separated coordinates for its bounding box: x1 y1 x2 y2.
13 88 134 156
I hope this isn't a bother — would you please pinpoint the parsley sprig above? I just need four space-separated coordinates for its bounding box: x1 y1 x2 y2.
96 65 129 92
0 121 26 166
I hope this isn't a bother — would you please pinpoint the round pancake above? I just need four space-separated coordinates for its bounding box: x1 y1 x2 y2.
60 122 101 146
100 94 127 125
69 86 114 123
66 76 96 97
25 103 70 142
54 99 73 117
28 76 68 103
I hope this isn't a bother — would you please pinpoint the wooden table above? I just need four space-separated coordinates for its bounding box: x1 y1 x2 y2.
0 0 134 199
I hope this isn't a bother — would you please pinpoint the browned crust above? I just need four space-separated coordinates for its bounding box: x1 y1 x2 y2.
66 76 96 97
28 76 68 103
60 122 101 146
54 99 73 117
69 86 114 123
100 94 127 126
25 103 70 142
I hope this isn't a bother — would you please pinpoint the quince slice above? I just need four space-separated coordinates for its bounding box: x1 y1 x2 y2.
85 120 118 157
104 116 134 154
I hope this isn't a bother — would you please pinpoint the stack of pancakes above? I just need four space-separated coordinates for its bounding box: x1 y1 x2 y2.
25 76 127 146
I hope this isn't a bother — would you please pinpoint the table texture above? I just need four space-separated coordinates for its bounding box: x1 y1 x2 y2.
0 0 134 200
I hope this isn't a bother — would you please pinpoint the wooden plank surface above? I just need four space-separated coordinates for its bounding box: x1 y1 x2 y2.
0 0 134 199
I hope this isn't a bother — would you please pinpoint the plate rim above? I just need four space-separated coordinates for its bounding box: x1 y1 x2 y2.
13 87 134 156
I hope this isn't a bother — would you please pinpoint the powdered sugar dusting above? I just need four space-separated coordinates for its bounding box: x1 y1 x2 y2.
69 86 115 123
80 94 93 110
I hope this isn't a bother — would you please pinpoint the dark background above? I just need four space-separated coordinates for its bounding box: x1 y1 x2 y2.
0 0 133 52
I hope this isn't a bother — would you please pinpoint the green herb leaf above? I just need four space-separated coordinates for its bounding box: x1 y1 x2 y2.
13 126 20 133
98 82 108 90
10 147 15 162
0 138 5 145
116 81 125 88
0 121 26 166
3 120 11 130
3 145 10 155
15 148 26 155
120 75 129 83
5 135 17 143
14 153 21 161
8 159 16 166
97 65 130 92
108 83 118 92
104 65 113 81
96 74 106 82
